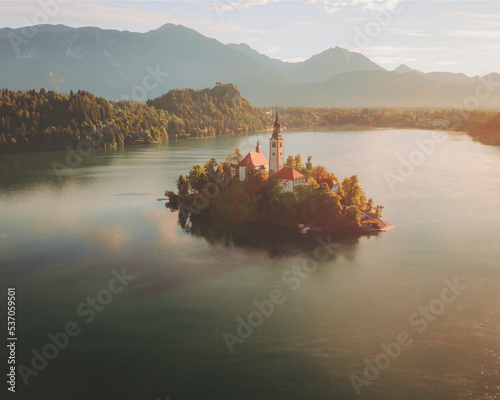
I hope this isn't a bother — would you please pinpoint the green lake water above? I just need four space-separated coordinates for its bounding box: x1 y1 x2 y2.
1 129 499 400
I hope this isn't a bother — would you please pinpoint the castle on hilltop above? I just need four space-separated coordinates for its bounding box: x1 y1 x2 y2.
237 111 309 193
215 82 237 89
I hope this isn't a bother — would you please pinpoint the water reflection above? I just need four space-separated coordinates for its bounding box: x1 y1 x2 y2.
166 200 360 258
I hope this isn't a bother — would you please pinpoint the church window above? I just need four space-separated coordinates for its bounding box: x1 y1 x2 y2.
272 142 276 148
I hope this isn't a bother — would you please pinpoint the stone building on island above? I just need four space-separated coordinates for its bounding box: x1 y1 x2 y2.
269 110 284 174
237 141 269 181
272 167 307 193
238 111 308 194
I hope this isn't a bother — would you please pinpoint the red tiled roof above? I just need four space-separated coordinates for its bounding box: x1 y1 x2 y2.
272 167 306 181
317 178 338 189
238 151 268 167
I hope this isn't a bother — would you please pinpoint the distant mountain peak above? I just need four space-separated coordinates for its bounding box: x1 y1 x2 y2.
233 42 252 49
155 23 179 30
150 23 196 35
395 64 423 75
319 47 358 58
332 46 349 53
315 47 346 57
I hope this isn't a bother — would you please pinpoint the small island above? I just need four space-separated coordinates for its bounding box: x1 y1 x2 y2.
164 111 393 241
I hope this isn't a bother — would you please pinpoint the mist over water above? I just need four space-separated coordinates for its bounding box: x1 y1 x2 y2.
1 129 499 400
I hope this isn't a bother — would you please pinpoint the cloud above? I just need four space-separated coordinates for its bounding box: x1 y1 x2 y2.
290 20 329 27
444 30 500 40
186 20 276 35
281 57 306 63
0 1 277 37
441 11 500 20
386 28 430 37
371 56 417 64
306 0 404 14
305 0 341 14
0 1 172 32
237 37 260 42
434 61 462 66
204 0 280 13
254 43 281 55
350 0 404 11
355 45 446 54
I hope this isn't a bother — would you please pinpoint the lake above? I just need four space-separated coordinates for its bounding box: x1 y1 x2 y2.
1 129 499 400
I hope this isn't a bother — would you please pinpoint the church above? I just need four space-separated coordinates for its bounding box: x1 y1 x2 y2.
237 111 307 193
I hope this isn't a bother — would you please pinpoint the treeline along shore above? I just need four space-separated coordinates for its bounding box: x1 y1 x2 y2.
279 106 500 146
0 85 269 154
1 84 500 154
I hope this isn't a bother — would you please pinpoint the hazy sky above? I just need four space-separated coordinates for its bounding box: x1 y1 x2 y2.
2 1 500 76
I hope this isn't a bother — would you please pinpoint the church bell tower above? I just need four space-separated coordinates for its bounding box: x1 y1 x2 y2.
269 110 284 174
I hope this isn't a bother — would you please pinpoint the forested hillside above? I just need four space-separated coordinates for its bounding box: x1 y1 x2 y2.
146 84 268 136
0 85 268 154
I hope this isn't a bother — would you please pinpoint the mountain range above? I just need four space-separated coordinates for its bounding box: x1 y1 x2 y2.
1 23 500 108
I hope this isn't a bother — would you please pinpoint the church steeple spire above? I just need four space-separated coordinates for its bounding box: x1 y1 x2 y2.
269 107 284 174
272 108 281 139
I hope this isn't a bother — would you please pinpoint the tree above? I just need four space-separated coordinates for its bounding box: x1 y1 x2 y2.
244 165 258 181
319 193 343 227
188 165 207 193
365 198 374 214
294 154 304 171
317 183 331 195
374 205 384 219
285 155 294 168
327 172 339 182
341 175 366 207
164 190 179 209
268 197 282 223
311 165 328 181
216 162 232 185
227 148 243 165
305 156 313 174
204 158 218 180
176 174 190 198
144 132 154 144
345 205 362 227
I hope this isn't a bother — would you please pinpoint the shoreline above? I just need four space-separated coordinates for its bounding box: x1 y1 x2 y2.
0 124 489 156
287 124 470 136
